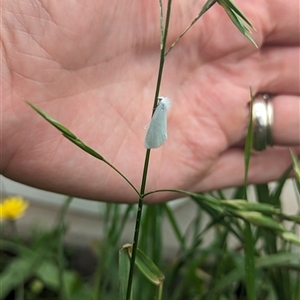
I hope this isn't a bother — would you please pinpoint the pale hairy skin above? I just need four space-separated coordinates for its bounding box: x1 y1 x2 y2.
1 0 299 203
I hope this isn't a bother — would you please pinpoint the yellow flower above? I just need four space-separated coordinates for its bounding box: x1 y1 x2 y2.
0 196 29 220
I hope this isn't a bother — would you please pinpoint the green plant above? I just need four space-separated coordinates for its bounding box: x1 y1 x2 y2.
2 0 299 299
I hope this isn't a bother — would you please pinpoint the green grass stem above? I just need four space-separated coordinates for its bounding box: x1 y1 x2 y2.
125 1 173 299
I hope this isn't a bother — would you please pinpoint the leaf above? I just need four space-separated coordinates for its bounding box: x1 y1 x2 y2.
280 231 300 246
62 134 104 161
26 101 105 161
35 261 80 294
0 230 61 299
125 244 165 286
220 199 280 214
290 149 300 183
211 252 300 294
26 101 139 196
244 88 254 198
0 251 46 299
119 244 132 300
218 0 257 47
234 211 284 231
26 101 77 139
163 204 186 251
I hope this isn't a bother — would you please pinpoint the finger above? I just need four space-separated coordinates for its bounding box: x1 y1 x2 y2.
261 0 300 46
271 95 300 146
197 147 300 191
249 46 300 147
234 96 299 148
255 47 300 95
241 0 300 46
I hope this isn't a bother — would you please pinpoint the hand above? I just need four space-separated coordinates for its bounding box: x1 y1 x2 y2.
2 0 299 203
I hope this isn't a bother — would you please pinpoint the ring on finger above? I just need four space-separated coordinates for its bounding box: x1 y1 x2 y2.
252 93 274 151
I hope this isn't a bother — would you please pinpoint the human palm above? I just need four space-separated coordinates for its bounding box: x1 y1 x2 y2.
2 0 299 202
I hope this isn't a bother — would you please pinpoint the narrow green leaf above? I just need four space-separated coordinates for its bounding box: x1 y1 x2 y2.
0 239 34 256
220 199 279 214
26 101 105 161
35 261 79 294
26 100 139 196
57 197 73 300
278 213 300 223
163 203 186 251
255 184 271 205
256 252 300 268
0 257 36 299
191 193 224 213
280 231 300 246
111 204 136 245
212 252 300 294
295 177 300 196
62 134 104 160
219 0 254 28
26 101 77 139
244 223 256 300
119 244 132 300
222 4 245 33
290 150 300 183
199 0 219 16
0 246 51 300
244 88 254 198
271 163 294 202
235 211 284 231
126 244 165 286
218 0 257 47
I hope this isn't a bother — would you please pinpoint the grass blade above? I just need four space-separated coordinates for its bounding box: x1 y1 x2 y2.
119 245 132 300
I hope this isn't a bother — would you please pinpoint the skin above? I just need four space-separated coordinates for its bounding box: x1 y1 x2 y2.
1 0 299 203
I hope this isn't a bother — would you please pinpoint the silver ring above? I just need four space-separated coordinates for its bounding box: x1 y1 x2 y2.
252 93 274 151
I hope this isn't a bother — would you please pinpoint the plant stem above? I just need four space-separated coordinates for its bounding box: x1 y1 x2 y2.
104 160 141 197
125 1 173 299
242 88 255 299
58 196 73 300
125 154 150 300
244 222 256 300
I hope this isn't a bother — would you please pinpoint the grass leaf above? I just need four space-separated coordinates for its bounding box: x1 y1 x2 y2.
119 244 132 300
126 244 165 286
244 88 254 198
290 150 300 183
218 0 257 47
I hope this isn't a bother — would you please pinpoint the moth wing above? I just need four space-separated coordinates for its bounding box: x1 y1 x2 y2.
144 102 168 149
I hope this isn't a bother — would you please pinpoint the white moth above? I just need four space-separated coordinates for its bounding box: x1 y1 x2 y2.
144 96 171 149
